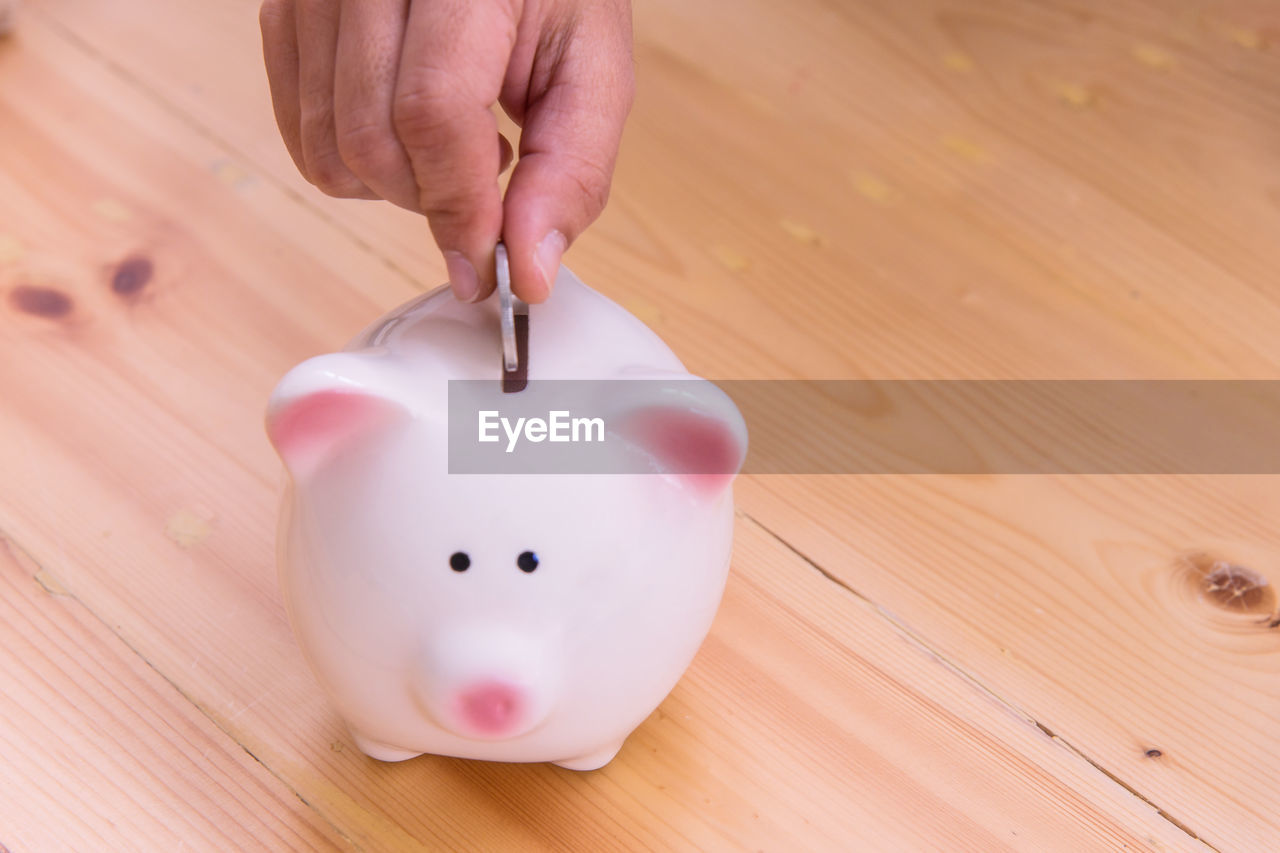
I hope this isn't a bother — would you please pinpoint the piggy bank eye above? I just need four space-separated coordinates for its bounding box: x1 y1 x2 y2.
449 551 471 572
517 551 539 573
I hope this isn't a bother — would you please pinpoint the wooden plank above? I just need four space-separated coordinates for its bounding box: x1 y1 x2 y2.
29 2 1278 847
652 2 1280 847
27 0 1280 381
0 534 348 852
736 474 1280 852
0 11 1210 850
0 424 1205 847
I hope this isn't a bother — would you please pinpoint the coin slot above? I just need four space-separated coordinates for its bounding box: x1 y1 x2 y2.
502 313 528 393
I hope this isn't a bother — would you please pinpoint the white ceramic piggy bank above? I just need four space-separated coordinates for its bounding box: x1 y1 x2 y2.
266 266 746 770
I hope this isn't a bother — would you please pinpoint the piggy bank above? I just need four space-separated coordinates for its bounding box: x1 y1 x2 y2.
265 266 746 770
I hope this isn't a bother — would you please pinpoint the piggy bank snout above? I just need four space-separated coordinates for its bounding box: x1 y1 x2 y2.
455 680 527 737
414 627 556 741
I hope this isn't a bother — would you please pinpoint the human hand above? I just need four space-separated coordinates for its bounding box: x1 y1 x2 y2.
259 0 634 303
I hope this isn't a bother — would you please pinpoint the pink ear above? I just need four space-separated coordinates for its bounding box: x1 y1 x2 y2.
266 389 404 479
615 406 746 499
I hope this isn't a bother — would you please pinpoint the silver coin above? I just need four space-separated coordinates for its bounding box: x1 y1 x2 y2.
495 242 518 372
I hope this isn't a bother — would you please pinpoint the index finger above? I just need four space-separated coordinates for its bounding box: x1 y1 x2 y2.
394 0 515 301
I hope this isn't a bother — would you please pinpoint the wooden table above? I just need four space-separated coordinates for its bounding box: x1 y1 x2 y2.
2 0 1277 849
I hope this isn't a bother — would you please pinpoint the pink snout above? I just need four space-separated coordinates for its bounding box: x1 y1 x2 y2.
455 681 526 737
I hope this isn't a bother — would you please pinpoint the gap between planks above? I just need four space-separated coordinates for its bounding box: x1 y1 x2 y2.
5 529 364 853
3 497 1221 853
737 508 1221 853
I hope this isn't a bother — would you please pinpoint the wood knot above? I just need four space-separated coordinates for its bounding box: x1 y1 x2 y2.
1144 748 1163 759
1203 562 1270 611
9 285 74 319
1179 552 1276 620
111 255 154 296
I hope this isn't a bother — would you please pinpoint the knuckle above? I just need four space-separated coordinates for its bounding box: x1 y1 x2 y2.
305 150 362 197
335 120 402 180
314 178 367 199
420 186 499 234
393 72 465 141
420 190 482 224
421 206 465 228
577 178 611 219
565 154 613 216
297 80 334 118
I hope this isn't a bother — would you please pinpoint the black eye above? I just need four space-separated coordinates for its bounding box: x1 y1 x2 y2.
517 551 539 573
449 551 471 572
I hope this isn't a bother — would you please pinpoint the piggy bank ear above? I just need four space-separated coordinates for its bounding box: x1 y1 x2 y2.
610 374 747 500
265 353 408 480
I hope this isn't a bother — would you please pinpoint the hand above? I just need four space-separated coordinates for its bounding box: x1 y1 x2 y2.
259 0 634 303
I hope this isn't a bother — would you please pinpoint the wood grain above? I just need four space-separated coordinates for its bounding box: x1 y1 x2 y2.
0 535 347 851
2 0 1278 849
0 19 1199 849
739 474 1280 851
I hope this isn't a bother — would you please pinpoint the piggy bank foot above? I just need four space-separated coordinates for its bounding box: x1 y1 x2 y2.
553 741 624 772
350 731 423 763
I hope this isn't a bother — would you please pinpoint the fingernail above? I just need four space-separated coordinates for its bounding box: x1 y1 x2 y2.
443 251 480 302
533 230 567 297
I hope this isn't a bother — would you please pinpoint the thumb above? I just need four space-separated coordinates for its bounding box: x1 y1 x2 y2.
502 17 634 302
